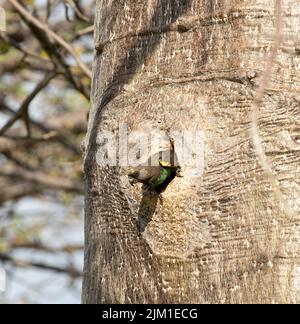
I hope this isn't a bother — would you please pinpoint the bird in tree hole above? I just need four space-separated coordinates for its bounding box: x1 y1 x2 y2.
128 137 183 193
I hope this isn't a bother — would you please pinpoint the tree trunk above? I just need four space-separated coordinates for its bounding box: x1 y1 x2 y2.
83 0 300 304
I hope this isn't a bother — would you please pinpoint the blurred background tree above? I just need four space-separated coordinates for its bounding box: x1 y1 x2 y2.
0 0 94 304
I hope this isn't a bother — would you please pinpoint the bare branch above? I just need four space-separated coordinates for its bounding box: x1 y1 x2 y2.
0 31 52 63
64 0 92 23
0 179 40 205
0 103 82 155
10 242 83 254
8 0 92 79
0 253 82 278
0 72 57 137
76 25 94 37
0 166 84 194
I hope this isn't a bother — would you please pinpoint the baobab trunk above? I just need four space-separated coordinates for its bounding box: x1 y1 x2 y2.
83 0 300 304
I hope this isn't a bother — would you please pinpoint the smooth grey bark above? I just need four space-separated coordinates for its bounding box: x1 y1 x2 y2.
83 0 300 304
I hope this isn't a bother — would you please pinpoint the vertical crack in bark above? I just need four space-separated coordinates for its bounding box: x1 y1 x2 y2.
251 0 292 219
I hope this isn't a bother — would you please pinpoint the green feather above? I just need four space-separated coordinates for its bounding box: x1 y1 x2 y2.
152 168 173 187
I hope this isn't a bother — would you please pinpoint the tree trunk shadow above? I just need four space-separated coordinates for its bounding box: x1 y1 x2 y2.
137 189 160 233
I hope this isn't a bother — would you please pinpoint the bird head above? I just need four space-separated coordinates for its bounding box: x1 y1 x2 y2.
175 166 183 177
159 161 183 177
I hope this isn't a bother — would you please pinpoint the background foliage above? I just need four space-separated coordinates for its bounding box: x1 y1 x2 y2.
0 0 95 304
